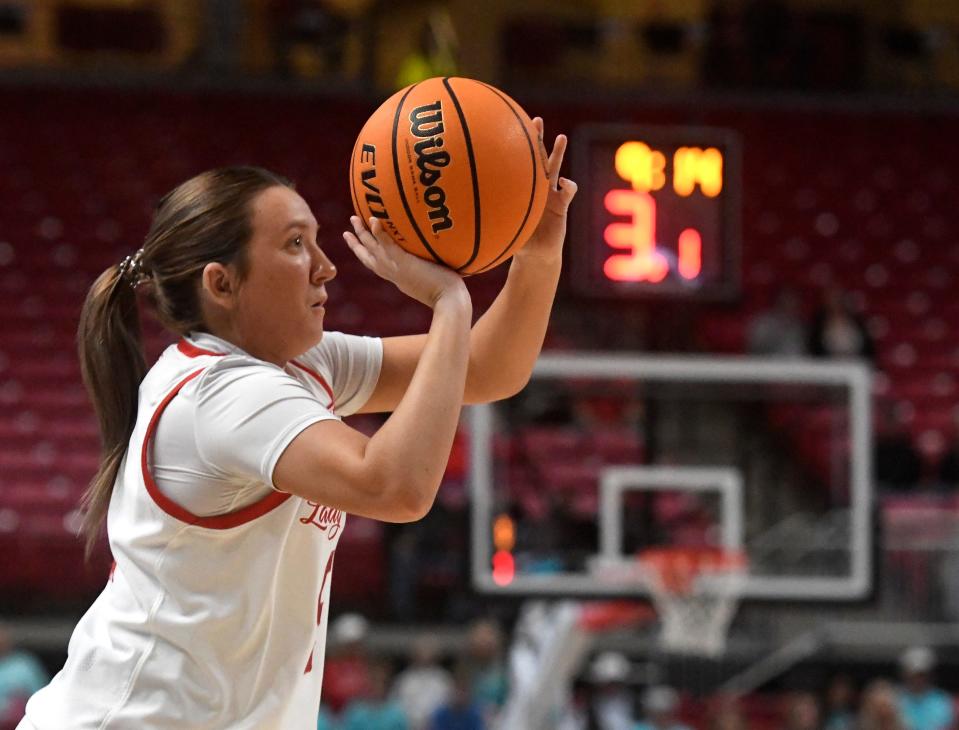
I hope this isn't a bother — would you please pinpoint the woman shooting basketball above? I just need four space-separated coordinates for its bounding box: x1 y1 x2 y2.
19 119 575 728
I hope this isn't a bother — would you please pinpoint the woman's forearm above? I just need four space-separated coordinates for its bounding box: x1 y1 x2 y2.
465 251 563 402
366 289 472 516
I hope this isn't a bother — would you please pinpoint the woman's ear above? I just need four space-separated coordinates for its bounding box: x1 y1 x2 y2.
201 262 238 309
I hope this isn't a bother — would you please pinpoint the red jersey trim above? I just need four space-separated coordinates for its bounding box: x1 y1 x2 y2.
141 368 292 529
289 359 336 411
177 339 226 358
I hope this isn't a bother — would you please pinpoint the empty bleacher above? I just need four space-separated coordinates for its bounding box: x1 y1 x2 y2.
1 85 957 607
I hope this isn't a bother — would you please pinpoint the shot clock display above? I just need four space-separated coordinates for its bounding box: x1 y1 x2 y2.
571 125 741 299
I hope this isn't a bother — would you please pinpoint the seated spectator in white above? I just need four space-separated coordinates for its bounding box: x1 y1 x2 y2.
823 674 856 730
391 636 453 730
322 613 373 715
859 679 906 730
809 287 874 361
0 624 48 726
897 647 954 730
634 684 692 730
747 288 807 356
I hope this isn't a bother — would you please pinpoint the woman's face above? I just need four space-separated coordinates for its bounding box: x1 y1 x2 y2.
231 186 336 364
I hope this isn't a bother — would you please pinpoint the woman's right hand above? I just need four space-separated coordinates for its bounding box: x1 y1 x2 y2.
343 216 468 309
277 215 472 524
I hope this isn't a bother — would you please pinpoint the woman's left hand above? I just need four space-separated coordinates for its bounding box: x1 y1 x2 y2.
513 117 578 266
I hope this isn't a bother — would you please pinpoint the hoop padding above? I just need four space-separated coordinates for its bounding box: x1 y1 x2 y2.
642 548 747 657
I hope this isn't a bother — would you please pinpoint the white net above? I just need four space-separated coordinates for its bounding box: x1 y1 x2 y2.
589 551 746 657
647 564 746 657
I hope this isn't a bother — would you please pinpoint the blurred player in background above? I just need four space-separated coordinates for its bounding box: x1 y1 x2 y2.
18 124 575 727
897 647 954 730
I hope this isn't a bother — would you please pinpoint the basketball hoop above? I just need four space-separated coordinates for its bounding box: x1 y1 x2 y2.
640 547 747 657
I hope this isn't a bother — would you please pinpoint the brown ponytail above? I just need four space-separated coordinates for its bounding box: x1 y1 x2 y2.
76 166 293 555
77 264 148 556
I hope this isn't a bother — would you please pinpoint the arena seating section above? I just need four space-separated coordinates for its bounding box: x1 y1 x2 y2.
0 87 957 610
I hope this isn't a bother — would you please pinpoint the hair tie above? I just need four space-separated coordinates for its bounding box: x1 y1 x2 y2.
118 248 150 289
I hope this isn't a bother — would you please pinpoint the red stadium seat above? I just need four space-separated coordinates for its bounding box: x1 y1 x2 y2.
2 85 956 602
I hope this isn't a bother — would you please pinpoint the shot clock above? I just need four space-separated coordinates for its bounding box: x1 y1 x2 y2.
571 125 741 299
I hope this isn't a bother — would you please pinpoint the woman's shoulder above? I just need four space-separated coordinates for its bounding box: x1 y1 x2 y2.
293 331 349 375
140 349 295 412
297 330 382 374
194 353 298 399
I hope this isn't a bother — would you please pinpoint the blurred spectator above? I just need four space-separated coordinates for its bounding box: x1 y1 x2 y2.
635 684 691 730
746 288 807 357
809 287 874 361
824 675 856 730
858 680 905 730
392 636 454 730
0 624 47 725
708 713 750 730
873 402 922 491
897 647 954 730
340 659 408 730
429 662 485 730
462 619 508 724
707 696 750 730
395 9 459 88
582 651 635 730
322 613 373 714
783 690 821 730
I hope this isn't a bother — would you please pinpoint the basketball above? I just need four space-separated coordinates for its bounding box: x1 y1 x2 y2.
349 77 549 275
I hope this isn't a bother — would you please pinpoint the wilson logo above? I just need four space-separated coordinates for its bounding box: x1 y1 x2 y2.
300 502 343 540
409 100 453 233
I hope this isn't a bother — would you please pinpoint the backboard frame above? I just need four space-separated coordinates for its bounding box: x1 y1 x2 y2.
469 353 873 602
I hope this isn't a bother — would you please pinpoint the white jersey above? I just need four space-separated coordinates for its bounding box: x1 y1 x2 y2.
23 331 382 729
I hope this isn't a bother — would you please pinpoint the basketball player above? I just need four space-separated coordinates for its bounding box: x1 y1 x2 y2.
18 120 576 728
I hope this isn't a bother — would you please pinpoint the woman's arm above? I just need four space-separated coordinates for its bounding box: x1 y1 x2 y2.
358 120 578 413
274 219 472 522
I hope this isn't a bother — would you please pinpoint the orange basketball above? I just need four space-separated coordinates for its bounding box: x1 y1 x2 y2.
349 77 549 275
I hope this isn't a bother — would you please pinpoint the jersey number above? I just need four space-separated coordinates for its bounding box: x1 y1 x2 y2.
304 550 337 674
